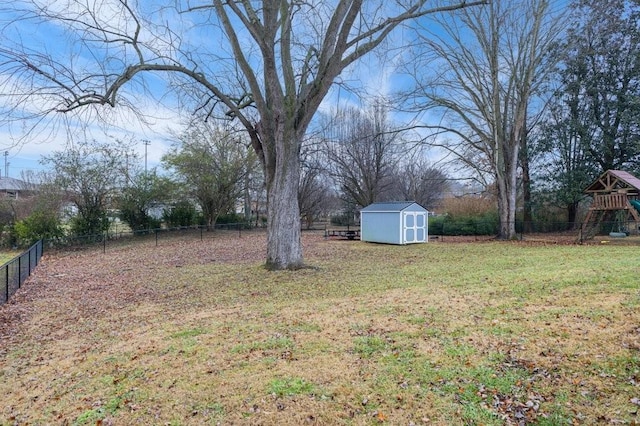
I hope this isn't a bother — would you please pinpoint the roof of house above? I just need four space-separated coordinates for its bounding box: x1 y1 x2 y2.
360 201 427 212
585 170 640 193
0 177 37 192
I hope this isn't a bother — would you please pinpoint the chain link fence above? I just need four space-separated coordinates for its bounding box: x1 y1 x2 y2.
429 219 640 243
42 223 250 253
1 240 43 305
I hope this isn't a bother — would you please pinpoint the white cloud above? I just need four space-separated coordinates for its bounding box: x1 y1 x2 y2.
0 72 186 177
1 0 454 179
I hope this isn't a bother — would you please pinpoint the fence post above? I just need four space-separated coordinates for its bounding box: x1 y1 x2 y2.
200 226 203 241
519 221 524 241
103 233 106 254
28 247 31 277
155 229 159 247
4 263 8 302
238 222 241 238
18 255 21 289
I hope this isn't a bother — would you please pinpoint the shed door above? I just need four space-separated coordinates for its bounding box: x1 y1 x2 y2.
403 212 427 243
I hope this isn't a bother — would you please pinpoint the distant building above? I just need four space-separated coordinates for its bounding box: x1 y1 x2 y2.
0 177 36 199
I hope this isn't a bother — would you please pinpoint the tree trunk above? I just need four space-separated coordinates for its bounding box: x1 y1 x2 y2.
522 162 532 232
507 168 518 239
497 181 509 238
496 180 516 239
520 124 533 233
496 145 519 240
507 145 519 239
263 128 303 271
497 184 518 239
244 172 252 222
567 201 579 229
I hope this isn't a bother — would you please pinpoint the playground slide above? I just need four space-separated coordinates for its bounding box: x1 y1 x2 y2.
631 199 640 212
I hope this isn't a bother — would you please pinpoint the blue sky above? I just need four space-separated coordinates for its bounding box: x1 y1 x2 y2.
0 1 179 177
0 0 565 181
0 0 425 180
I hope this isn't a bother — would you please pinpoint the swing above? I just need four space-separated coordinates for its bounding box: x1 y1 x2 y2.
609 210 628 238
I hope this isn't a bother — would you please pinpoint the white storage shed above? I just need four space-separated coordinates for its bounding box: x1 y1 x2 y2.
360 201 428 245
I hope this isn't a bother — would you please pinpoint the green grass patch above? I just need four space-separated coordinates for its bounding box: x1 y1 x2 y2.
230 336 294 354
169 327 208 339
353 335 388 358
267 377 316 397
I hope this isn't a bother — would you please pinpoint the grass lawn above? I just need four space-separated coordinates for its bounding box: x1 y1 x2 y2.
0 251 20 266
0 231 639 425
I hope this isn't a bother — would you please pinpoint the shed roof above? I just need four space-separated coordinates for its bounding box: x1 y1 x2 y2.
585 170 640 193
360 201 426 212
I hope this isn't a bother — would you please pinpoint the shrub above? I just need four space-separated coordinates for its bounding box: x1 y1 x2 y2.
14 210 65 246
119 207 161 232
216 213 244 225
330 212 357 226
70 211 110 237
441 195 496 218
429 211 499 236
431 195 499 236
163 201 198 227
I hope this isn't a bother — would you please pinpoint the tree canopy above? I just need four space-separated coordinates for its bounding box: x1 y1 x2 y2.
403 0 565 238
162 123 251 228
534 0 640 223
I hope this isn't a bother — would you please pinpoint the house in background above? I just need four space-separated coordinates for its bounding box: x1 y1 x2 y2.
0 177 36 199
360 201 428 245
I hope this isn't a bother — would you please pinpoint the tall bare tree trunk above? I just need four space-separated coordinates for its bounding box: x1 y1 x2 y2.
495 144 519 239
521 115 533 233
507 147 519 239
406 0 562 242
263 129 303 270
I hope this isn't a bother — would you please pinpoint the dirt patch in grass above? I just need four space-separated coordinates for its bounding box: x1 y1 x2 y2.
1 230 640 424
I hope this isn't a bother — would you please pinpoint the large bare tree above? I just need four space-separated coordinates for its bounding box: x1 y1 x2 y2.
0 0 481 269
404 0 564 239
324 102 400 207
392 153 449 211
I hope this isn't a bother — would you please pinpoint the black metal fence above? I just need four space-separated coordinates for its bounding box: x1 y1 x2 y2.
42 223 250 253
1 240 43 305
43 218 640 250
428 219 640 243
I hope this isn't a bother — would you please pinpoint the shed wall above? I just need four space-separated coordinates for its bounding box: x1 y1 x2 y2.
360 212 401 244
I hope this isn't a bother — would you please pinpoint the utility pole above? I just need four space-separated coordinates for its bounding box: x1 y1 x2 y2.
3 151 8 178
143 140 151 174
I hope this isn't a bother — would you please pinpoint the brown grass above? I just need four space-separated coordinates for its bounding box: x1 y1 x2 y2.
1 230 639 425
